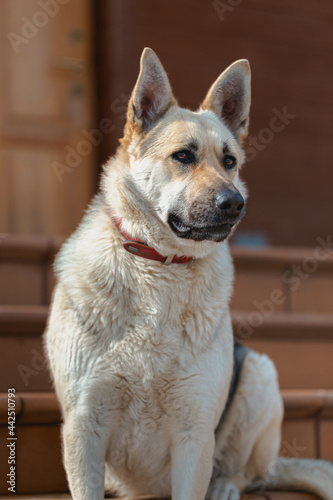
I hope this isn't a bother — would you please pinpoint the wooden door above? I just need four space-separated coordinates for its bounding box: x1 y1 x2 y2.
0 0 96 236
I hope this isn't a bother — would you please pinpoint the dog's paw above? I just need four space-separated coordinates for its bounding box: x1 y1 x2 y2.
206 478 240 500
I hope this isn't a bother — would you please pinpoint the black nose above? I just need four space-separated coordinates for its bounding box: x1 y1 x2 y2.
216 190 245 219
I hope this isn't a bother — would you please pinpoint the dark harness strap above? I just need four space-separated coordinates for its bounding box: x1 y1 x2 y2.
215 341 250 434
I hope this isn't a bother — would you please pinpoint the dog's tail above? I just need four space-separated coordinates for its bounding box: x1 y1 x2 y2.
247 457 333 500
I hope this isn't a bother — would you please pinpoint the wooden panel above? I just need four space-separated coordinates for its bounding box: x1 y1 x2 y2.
243 340 333 389
0 0 97 236
2 0 94 126
291 276 333 314
46 261 57 304
281 419 317 459
15 425 67 493
319 420 333 461
248 494 318 500
97 0 333 246
5 0 64 119
0 336 51 392
232 269 333 315
1 148 93 236
0 424 67 494
0 154 10 235
0 427 11 493
0 262 43 305
231 271 287 313
0 234 59 305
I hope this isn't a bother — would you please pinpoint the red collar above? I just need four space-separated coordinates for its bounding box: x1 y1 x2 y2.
113 215 192 265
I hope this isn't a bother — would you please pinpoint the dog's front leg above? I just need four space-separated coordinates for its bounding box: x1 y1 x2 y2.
171 432 215 500
62 413 107 500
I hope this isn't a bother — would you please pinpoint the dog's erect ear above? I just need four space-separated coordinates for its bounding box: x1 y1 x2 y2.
128 48 176 131
201 60 251 143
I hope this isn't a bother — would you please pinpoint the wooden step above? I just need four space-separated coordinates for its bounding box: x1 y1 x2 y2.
0 235 62 306
0 306 50 391
231 245 333 315
247 495 318 500
2 390 332 425
0 391 332 495
0 305 47 335
1 235 333 314
0 393 66 494
0 493 321 499
233 310 333 389
1 306 332 391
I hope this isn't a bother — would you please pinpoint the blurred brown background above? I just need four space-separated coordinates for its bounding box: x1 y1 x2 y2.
97 0 333 247
1 0 332 246
0 1 333 497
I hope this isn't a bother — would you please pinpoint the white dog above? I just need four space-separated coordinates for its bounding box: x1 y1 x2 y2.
45 48 333 500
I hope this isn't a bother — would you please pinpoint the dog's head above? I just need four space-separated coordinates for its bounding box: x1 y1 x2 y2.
104 48 251 259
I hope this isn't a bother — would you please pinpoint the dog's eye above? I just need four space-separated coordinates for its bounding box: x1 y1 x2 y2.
172 150 196 165
223 155 237 170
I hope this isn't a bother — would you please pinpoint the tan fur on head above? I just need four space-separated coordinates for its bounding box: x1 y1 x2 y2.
105 49 251 260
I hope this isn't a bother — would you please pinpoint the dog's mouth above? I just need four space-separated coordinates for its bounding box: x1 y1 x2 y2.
168 214 237 242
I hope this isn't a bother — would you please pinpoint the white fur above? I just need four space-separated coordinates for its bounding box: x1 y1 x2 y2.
45 207 234 500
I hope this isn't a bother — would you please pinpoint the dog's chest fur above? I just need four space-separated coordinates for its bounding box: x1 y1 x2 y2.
46 200 234 485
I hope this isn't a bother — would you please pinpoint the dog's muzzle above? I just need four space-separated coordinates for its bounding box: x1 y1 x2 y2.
168 190 245 243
